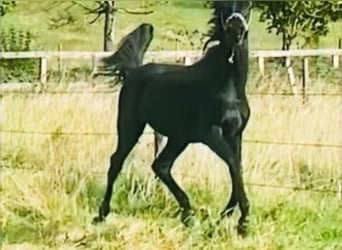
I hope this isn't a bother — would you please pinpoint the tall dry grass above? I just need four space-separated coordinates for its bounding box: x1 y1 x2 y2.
1 77 341 249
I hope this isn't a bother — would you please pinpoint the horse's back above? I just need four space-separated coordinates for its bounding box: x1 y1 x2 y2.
139 63 185 77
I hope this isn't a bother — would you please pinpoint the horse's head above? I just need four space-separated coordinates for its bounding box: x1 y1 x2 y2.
221 1 252 46
214 1 252 63
203 1 252 55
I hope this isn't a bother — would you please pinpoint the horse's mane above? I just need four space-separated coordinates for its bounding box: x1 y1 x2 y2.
203 1 235 51
99 23 154 77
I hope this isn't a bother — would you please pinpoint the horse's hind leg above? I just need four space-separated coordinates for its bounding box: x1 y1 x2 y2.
93 119 145 223
151 139 192 224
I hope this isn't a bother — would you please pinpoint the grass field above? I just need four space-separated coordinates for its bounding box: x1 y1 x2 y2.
1 1 342 250
1 76 342 249
1 1 342 51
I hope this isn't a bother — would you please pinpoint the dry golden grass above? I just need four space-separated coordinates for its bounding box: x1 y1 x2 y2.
1 78 341 249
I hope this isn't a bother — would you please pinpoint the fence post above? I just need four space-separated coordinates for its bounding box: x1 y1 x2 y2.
57 44 62 73
333 38 341 69
57 44 64 82
332 55 339 69
338 181 342 200
258 56 265 76
90 54 97 88
91 54 96 73
286 57 298 95
184 56 192 66
39 57 48 86
91 54 96 81
302 57 309 103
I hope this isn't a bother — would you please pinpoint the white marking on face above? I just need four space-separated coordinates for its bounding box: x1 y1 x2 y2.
226 13 249 31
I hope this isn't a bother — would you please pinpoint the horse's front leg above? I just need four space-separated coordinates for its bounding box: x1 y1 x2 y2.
220 129 243 217
202 127 250 235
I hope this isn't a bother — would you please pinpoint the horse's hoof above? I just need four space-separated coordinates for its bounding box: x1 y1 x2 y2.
237 223 248 237
181 210 195 227
220 206 235 218
92 215 105 224
92 204 110 224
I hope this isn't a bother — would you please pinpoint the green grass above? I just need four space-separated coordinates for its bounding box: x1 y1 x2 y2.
2 167 341 249
1 1 342 51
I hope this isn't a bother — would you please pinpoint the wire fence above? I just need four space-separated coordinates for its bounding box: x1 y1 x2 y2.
1 89 342 97
1 129 341 197
1 128 342 149
244 182 341 195
2 164 341 196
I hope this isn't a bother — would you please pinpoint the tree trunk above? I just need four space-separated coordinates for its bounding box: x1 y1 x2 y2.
111 0 117 45
103 1 115 51
281 32 292 51
281 32 289 66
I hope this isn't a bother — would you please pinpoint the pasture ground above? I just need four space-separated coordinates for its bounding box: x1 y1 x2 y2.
1 76 341 249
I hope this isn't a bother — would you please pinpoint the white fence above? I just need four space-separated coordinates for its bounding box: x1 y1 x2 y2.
0 49 341 98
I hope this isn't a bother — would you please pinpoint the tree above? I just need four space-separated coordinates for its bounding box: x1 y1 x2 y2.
50 1 153 51
255 1 342 50
0 0 16 16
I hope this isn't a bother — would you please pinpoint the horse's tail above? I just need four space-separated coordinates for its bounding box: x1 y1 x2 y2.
94 23 154 80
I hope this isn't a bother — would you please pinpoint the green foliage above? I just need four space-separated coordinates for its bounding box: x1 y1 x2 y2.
255 1 342 50
0 27 39 82
47 1 98 31
172 1 210 9
141 1 210 8
0 0 16 16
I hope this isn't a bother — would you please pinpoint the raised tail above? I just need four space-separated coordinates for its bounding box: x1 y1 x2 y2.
94 23 154 80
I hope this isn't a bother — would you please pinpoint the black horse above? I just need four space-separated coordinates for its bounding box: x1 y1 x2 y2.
94 1 252 235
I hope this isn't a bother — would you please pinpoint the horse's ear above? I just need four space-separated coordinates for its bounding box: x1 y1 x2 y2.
220 11 226 31
246 1 253 26
248 1 253 8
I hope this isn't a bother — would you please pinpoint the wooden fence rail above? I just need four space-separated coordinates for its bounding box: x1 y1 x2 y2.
1 48 341 97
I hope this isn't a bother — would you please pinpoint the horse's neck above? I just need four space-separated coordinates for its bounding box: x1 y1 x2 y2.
193 44 249 97
200 45 232 74
233 44 249 100
202 48 238 99
207 44 250 101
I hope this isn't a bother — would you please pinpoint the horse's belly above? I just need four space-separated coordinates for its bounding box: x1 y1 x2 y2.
142 103 195 137
139 91 200 138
